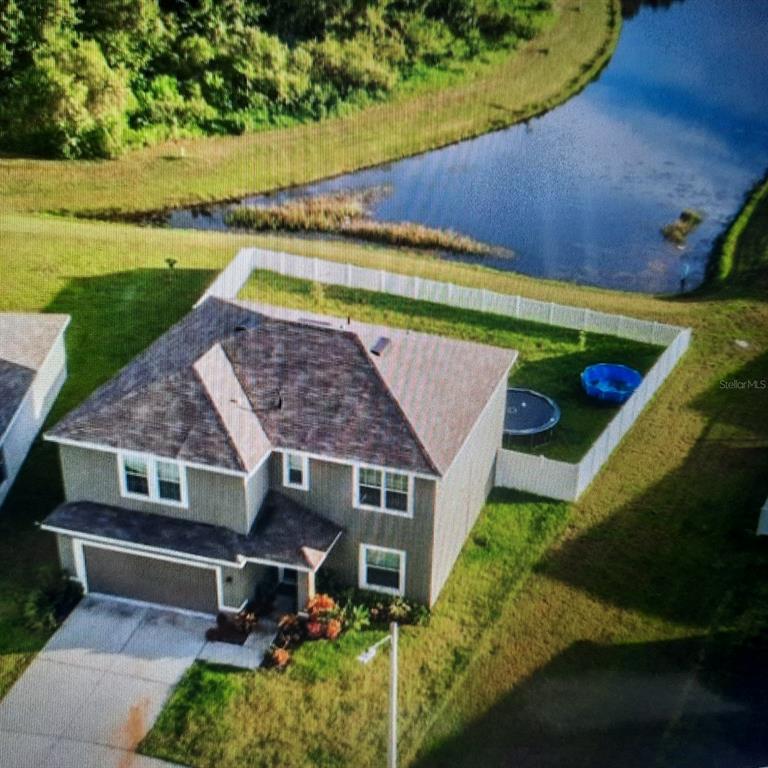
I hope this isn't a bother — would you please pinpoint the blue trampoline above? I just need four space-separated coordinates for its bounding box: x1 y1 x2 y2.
581 363 642 405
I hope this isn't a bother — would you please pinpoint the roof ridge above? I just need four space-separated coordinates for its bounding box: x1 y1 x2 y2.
193 342 272 472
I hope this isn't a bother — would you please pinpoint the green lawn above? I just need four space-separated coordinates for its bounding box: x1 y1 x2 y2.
238 270 662 462
0 0 619 216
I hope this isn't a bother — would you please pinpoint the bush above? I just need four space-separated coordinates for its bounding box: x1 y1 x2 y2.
326 586 430 628
345 603 371 632
22 569 82 632
266 646 291 670
0 35 132 158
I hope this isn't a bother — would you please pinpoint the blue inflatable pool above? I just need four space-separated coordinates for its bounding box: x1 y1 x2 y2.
581 363 642 404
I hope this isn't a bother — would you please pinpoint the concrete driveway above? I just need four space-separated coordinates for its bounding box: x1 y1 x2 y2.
0 596 210 768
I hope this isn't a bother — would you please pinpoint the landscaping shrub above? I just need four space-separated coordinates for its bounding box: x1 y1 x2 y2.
265 646 291 670
22 568 82 632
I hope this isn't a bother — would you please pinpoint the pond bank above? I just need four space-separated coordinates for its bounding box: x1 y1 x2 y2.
1 0 621 215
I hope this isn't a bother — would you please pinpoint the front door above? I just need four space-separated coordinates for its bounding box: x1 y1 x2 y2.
277 566 297 586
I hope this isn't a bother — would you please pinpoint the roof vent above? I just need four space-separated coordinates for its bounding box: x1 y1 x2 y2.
267 388 282 410
370 337 391 357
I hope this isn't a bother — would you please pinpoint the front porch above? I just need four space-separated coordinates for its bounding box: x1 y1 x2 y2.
41 491 343 621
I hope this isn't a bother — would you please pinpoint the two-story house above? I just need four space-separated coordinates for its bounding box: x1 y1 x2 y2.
42 297 515 614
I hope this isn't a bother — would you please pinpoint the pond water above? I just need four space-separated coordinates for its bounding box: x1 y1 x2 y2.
168 0 768 293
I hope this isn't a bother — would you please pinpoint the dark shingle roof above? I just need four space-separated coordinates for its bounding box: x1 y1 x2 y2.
47 297 515 475
41 492 342 570
220 319 435 473
47 298 437 473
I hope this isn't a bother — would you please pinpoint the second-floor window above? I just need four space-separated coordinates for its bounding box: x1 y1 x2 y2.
123 456 149 496
119 453 187 507
157 460 182 502
355 466 412 517
283 452 309 491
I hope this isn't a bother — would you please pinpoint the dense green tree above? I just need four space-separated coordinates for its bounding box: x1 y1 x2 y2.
74 0 165 69
0 0 550 157
0 34 131 157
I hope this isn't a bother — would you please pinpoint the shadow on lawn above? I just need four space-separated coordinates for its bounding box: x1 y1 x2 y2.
0 267 215 660
534 351 768 630
415 634 768 768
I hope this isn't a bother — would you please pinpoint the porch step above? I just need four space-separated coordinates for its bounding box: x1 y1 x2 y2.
198 622 277 670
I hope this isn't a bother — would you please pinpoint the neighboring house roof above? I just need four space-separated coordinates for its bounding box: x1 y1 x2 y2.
0 313 70 437
41 491 343 571
47 298 516 476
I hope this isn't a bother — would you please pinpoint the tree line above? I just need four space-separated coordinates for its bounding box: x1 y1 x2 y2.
0 0 551 158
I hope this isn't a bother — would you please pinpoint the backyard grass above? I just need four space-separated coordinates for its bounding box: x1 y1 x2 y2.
238 270 662 462
0 206 765 766
0 0 620 216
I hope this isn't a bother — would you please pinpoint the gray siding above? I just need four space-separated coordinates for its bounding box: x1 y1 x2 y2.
56 534 76 575
272 453 436 605
244 458 270 530
221 562 269 609
430 375 507 604
58 444 249 533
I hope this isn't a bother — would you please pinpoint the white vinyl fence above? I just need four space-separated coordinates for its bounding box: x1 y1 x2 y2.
200 247 692 501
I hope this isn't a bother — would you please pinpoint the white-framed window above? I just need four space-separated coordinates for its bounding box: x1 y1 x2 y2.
359 544 406 596
282 452 309 491
354 465 412 517
118 453 188 507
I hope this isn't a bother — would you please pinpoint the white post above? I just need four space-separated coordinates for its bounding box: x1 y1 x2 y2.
388 621 398 768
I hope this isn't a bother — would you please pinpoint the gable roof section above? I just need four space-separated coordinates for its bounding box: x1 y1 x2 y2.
219 318 436 474
0 313 70 437
47 298 516 476
193 343 271 470
46 299 255 471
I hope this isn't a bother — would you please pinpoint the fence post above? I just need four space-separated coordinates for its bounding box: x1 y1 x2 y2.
414 276 420 300
515 295 521 318
547 302 554 324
